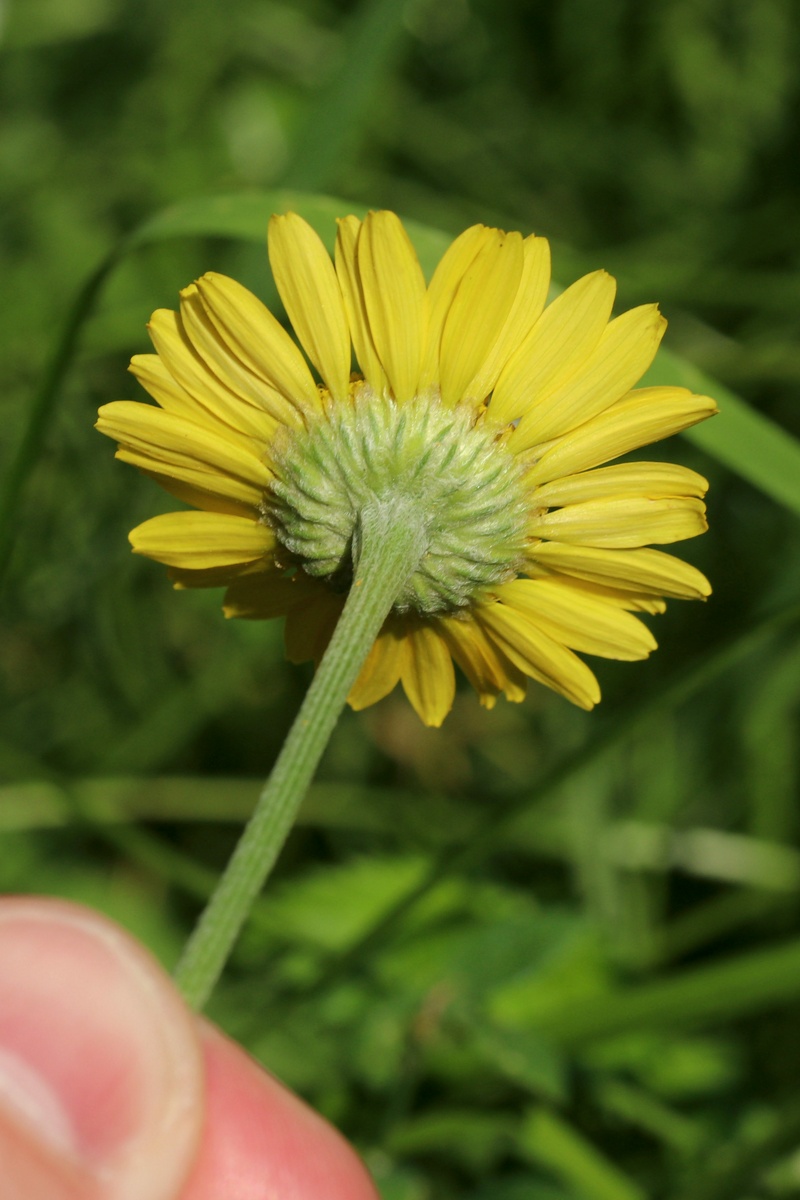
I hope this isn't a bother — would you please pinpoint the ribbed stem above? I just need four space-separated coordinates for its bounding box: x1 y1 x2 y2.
174 499 427 1010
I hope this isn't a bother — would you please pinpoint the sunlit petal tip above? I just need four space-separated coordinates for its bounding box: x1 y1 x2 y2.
438 228 525 407
192 270 319 417
357 210 427 404
348 624 407 711
145 309 170 337
697 571 712 598
417 223 491 392
336 214 362 235
401 624 456 726
465 232 553 397
268 212 352 402
334 214 388 394
490 268 618 427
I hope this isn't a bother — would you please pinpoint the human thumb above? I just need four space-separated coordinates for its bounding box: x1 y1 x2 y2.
0 898 204 1200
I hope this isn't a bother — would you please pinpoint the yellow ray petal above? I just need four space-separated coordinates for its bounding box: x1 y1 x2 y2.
435 613 501 696
533 462 709 507
130 511 274 569
129 354 277 485
417 224 489 393
349 621 408 710
531 542 712 599
490 270 616 426
170 561 265 590
513 304 666 450
438 229 524 407
496 578 657 661
399 622 456 726
529 495 708 548
115 447 260 511
465 234 552 403
147 307 280 439
268 213 351 402
285 590 345 665
129 354 197 420
524 387 719 484
334 216 388 395
435 613 527 704
96 400 270 510
133 466 258 518
476 601 601 710
179 284 291 433
97 398 265 464
194 272 318 414
223 569 323 620
357 210 428 404
522 570 668 614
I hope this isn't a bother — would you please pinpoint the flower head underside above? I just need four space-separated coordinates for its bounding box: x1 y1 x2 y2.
96 211 717 726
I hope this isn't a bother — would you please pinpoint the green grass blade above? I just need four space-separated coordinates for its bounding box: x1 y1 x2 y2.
280 0 411 190
519 1107 646 1200
130 190 451 268
127 191 364 248
532 936 800 1044
678 1101 800 1200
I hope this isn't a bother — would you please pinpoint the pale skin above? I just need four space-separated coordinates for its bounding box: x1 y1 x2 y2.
0 898 379 1200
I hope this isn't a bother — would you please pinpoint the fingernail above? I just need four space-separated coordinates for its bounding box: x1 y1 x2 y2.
0 898 204 1200
0 1041 79 1164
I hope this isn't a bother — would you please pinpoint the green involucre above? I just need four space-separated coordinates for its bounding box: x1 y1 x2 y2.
264 385 531 615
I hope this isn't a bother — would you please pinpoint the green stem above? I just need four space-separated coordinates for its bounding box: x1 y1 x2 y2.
173 499 427 1010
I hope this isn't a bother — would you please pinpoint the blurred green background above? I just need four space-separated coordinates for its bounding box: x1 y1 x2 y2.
2 0 800 1196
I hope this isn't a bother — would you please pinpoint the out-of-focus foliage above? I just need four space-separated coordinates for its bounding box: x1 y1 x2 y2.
2 1 800 1197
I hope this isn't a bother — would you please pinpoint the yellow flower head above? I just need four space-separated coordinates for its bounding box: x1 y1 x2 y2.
96 211 717 726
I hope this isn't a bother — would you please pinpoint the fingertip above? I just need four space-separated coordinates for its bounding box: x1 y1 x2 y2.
183 1023 379 1200
0 897 204 1200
